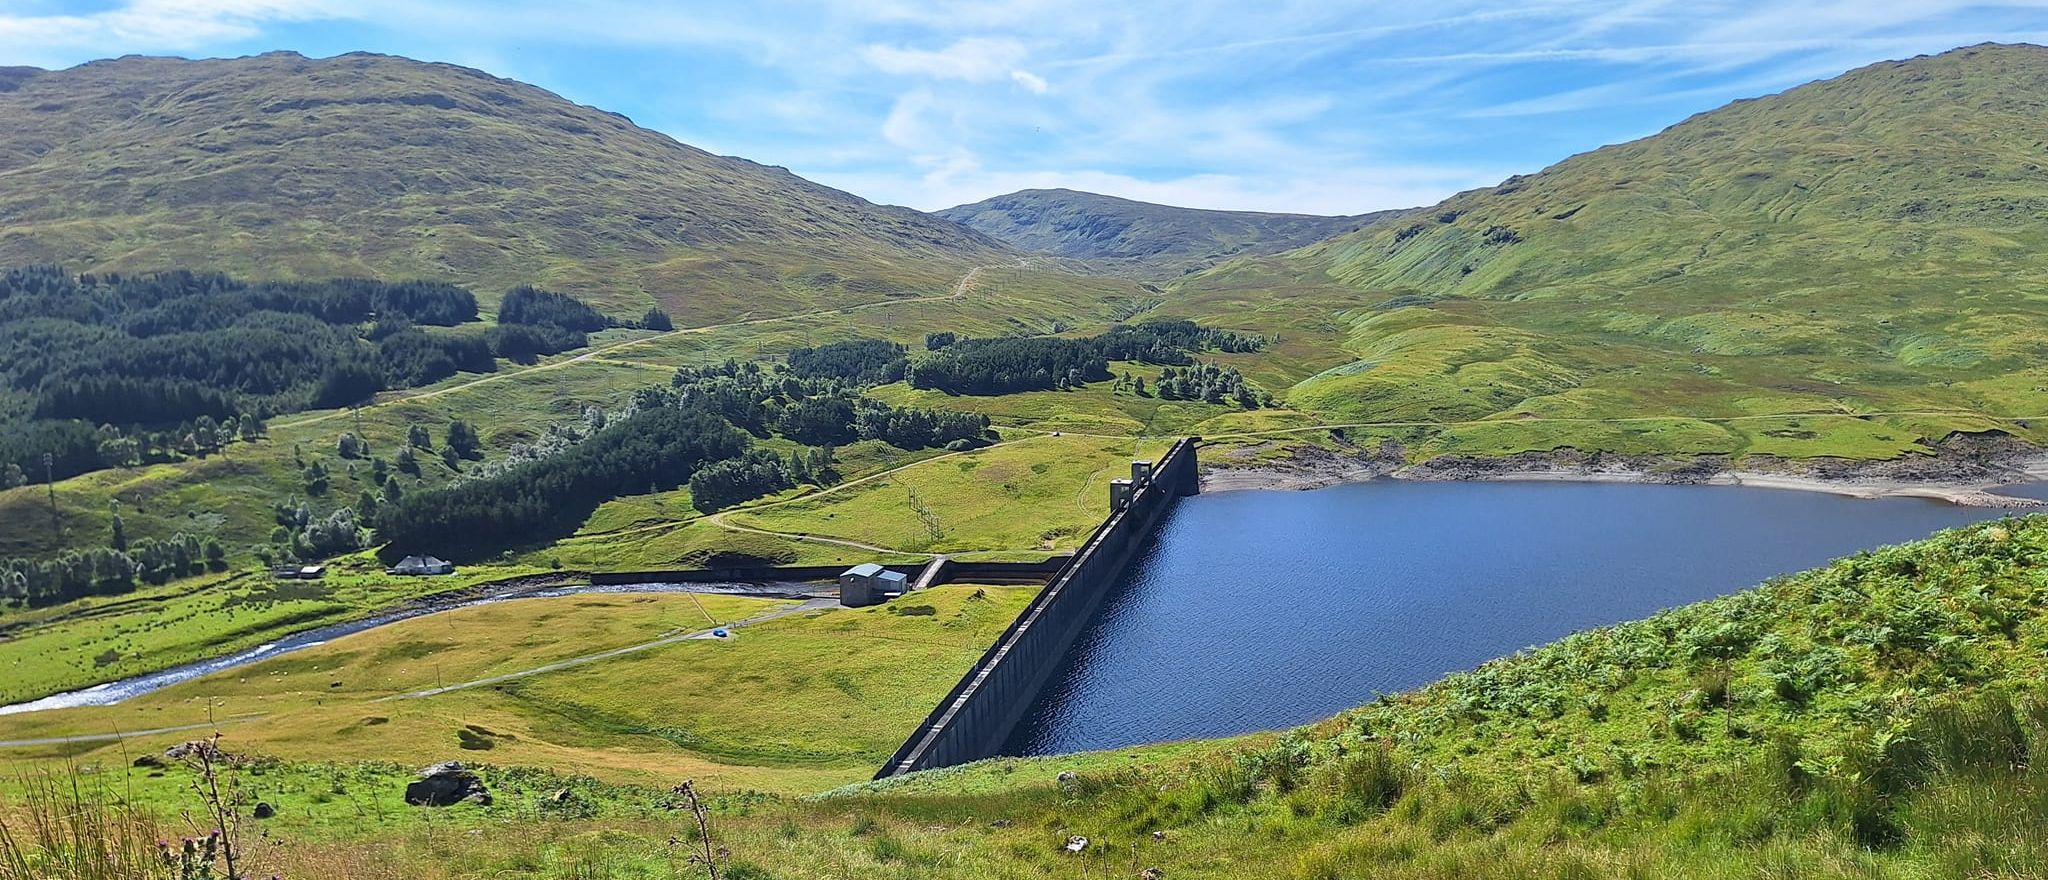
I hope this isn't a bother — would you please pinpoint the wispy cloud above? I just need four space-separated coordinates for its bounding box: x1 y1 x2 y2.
0 0 349 57
3 0 2043 213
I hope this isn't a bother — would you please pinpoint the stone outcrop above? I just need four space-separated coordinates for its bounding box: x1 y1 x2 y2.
403 761 491 807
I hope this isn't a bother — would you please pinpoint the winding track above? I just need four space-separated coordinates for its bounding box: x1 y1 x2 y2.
384 597 836 701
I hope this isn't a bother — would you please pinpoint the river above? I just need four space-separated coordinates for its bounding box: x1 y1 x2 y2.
1004 479 2046 755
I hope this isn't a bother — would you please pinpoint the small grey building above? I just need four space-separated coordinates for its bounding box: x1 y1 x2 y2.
840 563 909 607
840 563 884 607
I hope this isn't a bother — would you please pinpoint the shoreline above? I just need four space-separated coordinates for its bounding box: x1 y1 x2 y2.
1202 442 2048 509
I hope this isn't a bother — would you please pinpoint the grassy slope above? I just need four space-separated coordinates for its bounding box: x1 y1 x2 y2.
11 516 2048 879
0 265 1154 565
0 51 1008 317
725 433 1175 556
0 559 547 704
1164 43 2048 461
0 585 1037 792
937 187 1396 278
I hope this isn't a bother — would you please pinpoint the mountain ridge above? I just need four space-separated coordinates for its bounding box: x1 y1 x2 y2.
938 187 1397 277
0 50 1013 322
1163 41 2048 456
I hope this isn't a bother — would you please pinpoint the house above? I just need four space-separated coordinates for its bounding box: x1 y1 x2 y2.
387 555 456 576
272 564 327 580
839 563 909 607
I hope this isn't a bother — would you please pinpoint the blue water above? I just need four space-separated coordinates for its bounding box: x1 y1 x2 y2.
1006 479 2044 755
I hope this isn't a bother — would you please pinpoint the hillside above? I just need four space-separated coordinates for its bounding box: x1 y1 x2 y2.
0 52 1012 321
938 188 1393 276
8 515 2045 878
1168 43 2048 462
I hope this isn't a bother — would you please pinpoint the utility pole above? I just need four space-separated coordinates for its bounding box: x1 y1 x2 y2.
42 452 58 540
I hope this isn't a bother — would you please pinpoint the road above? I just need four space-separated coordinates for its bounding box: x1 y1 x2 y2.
0 716 264 749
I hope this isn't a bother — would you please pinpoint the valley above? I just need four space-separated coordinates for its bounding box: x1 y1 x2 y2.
3 36 2048 880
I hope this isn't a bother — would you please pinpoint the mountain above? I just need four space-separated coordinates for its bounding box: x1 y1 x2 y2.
0 52 1012 322
1168 43 2048 458
937 188 1394 277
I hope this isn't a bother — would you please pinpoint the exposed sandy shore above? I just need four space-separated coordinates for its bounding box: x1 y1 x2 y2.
1202 439 2048 509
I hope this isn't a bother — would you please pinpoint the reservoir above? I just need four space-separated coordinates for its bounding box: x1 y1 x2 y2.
1005 479 2043 756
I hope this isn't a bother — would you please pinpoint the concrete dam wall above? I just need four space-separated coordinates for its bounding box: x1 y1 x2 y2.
875 437 1201 778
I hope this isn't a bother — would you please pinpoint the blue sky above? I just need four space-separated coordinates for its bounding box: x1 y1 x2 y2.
3 1 2046 214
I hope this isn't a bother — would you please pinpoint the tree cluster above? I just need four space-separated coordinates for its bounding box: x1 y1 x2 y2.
487 286 621 363
906 336 1109 394
670 360 989 449
786 339 908 385
901 319 1266 395
498 286 612 332
689 449 799 513
376 358 997 559
0 267 616 483
1152 363 1270 408
1 532 225 607
374 405 749 560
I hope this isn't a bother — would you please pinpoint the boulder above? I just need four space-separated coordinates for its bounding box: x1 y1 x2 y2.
403 761 489 807
252 802 275 819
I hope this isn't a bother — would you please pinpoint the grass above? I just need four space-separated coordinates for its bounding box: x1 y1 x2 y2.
0 560 549 705
11 42 2048 879
867 360 1258 437
1150 46 2048 461
0 53 1003 318
0 263 1153 568
8 516 2045 878
0 585 1036 792
728 434 1175 556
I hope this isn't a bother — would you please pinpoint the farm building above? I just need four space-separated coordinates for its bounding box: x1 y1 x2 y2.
387 555 456 576
840 563 909 607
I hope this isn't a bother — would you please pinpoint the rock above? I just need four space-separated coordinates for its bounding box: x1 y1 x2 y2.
1064 835 1089 854
131 754 165 769
1056 770 1079 793
403 761 489 807
164 739 223 762
252 802 275 819
1141 869 1164 880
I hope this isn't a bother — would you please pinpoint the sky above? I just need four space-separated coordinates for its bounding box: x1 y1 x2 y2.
2 2 2046 214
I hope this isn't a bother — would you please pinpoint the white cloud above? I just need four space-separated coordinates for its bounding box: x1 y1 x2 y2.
0 0 348 57
864 36 1028 81
1010 68 1048 93
879 90 940 151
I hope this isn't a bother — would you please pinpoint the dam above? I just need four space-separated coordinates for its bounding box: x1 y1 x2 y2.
874 436 1201 777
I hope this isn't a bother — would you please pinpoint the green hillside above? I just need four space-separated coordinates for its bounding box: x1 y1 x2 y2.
9 515 2046 879
0 51 1012 320
1168 43 2048 461
939 188 1395 277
